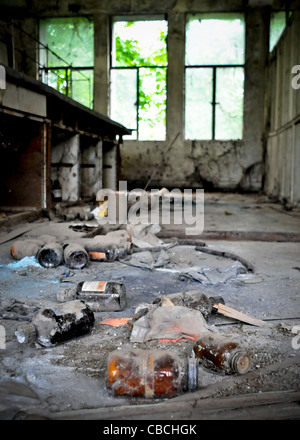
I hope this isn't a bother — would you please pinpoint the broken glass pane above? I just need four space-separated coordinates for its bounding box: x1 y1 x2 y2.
215 67 244 140
112 20 168 68
110 69 137 140
40 17 94 68
185 68 213 140
269 12 286 52
39 17 94 109
71 70 94 109
46 69 71 97
186 13 245 66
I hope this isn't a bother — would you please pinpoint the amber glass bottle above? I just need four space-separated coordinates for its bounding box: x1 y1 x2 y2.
107 350 198 398
193 332 251 375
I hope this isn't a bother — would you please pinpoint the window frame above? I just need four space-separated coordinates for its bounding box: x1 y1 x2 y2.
184 13 245 141
110 16 168 141
39 17 94 109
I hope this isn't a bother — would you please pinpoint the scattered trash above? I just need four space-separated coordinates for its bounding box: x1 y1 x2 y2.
57 281 127 312
193 332 251 375
127 223 166 249
0 299 39 322
15 300 94 348
7 256 42 269
153 291 225 319
120 249 170 270
213 303 274 328
107 349 198 398
158 261 248 285
99 317 132 327
130 301 210 343
91 200 108 221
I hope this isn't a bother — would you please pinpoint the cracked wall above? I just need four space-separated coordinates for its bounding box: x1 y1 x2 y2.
118 7 269 192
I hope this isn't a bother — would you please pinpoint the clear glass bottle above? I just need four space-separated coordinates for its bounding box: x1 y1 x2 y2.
107 350 198 398
63 243 89 269
57 281 127 312
86 244 123 262
37 242 63 268
193 332 251 375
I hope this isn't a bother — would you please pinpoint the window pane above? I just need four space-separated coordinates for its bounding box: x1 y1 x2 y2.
111 69 137 140
112 18 168 140
112 20 168 67
71 70 93 109
215 67 244 140
186 14 245 66
40 17 94 67
46 69 71 96
138 67 167 141
269 12 286 52
185 68 213 140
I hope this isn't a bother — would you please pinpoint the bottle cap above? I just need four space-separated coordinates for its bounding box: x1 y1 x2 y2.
187 357 198 391
231 351 251 375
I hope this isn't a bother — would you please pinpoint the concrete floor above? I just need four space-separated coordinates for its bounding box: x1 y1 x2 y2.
0 193 299 420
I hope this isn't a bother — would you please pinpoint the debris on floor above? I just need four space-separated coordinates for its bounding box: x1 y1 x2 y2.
0 211 299 417
15 300 95 348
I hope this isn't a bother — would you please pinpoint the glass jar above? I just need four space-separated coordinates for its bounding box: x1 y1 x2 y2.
107 349 198 398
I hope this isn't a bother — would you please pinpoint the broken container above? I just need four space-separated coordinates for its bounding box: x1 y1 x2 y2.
15 300 94 348
107 349 198 398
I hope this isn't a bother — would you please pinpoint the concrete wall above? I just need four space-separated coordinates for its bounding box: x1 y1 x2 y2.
264 11 300 207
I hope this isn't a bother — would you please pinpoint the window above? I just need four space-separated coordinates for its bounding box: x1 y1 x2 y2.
185 14 245 140
39 17 94 109
269 12 286 52
111 18 168 140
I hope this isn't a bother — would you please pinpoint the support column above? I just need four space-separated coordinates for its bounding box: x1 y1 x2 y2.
80 138 103 198
93 13 110 115
51 133 80 202
166 11 185 142
243 8 270 172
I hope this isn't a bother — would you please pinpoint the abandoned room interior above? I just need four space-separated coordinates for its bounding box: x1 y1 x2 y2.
0 0 299 422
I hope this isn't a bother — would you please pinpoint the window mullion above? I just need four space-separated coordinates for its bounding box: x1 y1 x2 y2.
212 67 217 140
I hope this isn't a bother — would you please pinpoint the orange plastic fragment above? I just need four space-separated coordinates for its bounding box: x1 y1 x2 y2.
99 317 132 327
159 336 196 343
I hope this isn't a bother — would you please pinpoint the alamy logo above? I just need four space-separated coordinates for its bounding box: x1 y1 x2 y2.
0 65 6 90
0 325 6 349
96 181 204 236
291 65 300 90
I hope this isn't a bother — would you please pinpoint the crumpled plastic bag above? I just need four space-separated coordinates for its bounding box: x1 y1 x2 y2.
130 302 210 343
126 223 165 248
121 249 170 270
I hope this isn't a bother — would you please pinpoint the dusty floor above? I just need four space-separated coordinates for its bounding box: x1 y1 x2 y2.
0 193 299 420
